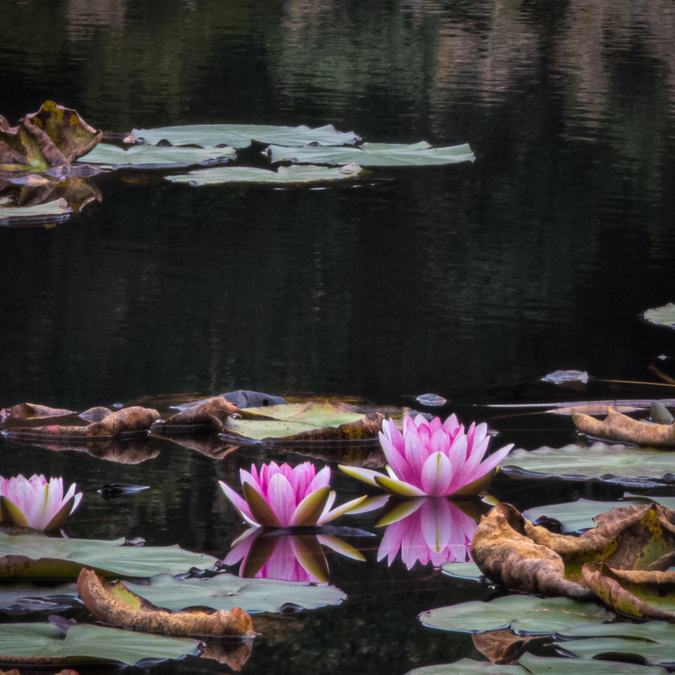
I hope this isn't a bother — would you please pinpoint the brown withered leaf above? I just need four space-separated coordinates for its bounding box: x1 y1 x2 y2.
77 568 255 638
0 101 101 171
471 629 546 664
3 406 160 441
572 406 675 447
151 396 239 434
0 402 75 425
473 503 675 619
581 562 675 621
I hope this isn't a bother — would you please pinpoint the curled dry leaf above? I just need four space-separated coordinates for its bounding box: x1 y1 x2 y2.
471 629 546 664
151 396 239 434
77 568 255 638
472 503 675 620
0 403 75 425
572 406 675 447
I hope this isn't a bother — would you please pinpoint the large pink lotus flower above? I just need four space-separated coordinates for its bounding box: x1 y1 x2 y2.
224 528 364 583
377 497 477 570
339 414 513 497
219 461 368 528
0 474 83 530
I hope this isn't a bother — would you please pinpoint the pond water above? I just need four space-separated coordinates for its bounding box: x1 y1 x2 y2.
1 1 675 673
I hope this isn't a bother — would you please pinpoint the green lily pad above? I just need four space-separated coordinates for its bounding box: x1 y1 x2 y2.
556 622 675 667
440 561 484 582
419 595 613 635
643 303 675 330
79 143 236 169
221 402 378 444
165 163 362 186
0 532 217 579
502 443 675 487
0 198 71 224
124 572 345 613
407 654 667 674
0 622 199 666
523 496 675 533
266 141 475 167
131 123 359 149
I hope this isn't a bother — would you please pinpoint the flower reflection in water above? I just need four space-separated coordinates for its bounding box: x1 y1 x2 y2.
376 498 483 570
224 528 364 583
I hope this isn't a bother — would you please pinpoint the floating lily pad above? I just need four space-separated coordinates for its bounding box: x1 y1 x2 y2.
131 123 359 149
221 402 381 444
266 141 475 167
523 496 675 533
502 443 675 487
407 654 667 674
79 143 236 169
0 532 217 579
124 572 345 614
440 561 484 582
165 163 362 186
643 304 675 330
0 197 72 225
419 595 612 635
0 622 199 666
556 621 675 667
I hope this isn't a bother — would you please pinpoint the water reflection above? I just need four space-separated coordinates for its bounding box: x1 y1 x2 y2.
376 498 486 570
224 529 364 583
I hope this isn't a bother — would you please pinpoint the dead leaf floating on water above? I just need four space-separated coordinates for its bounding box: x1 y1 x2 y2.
0 403 75 425
151 396 239 434
572 406 675 447
76 568 255 638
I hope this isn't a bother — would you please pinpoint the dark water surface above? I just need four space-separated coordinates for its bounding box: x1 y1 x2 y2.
1 1 675 673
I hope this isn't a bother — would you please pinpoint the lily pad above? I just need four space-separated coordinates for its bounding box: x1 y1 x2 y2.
0 622 199 666
556 621 675 667
643 303 675 330
0 532 217 579
0 197 72 225
165 163 363 186
79 143 236 169
418 595 612 635
441 561 484 582
124 571 346 613
523 496 675 533
502 443 675 487
266 141 475 167
221 402 382 444
131 123 360 149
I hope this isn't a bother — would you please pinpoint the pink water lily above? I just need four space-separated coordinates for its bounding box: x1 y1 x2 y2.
0 474 83 530
339 414 513 497
377 497 477 570
219 461 368 528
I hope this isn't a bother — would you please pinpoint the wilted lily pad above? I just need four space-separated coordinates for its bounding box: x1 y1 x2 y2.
0 622 199 666
643 303 675 330
221 402 382 444
79 143 236 169
407 654 667 674
0 532 217 579
166 163 363 186
131 123 360 149
124 571 346 613
523 496 675 533
556 621 675 667
266 141 475 167
502 443 675 486
419 595 612 634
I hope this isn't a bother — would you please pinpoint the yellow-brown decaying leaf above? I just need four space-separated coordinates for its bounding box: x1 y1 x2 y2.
77 568 255 638
572 406 675 447
151 396 239 433
471 629 545 664
0 403 75 424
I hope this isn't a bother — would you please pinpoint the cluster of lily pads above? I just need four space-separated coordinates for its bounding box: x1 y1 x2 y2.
0 101 475 227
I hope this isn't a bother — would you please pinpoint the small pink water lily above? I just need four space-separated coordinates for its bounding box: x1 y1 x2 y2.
339 414 513 497
219 461 368 528
376 498 477 570
0 474 83 531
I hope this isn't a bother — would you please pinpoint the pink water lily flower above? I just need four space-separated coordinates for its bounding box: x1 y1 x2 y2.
339 414 513 497
0 474 83 530
377 497 477 570
219 461 368 528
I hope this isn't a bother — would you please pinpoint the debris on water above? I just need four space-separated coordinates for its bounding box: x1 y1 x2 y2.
540 370 589 385
415 393 448 407
97 484 151 499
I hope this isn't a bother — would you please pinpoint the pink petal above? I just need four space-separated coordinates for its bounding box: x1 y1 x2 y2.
267 473 296 526
306 465 331 494
219 480 257 526
420 452 454 496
